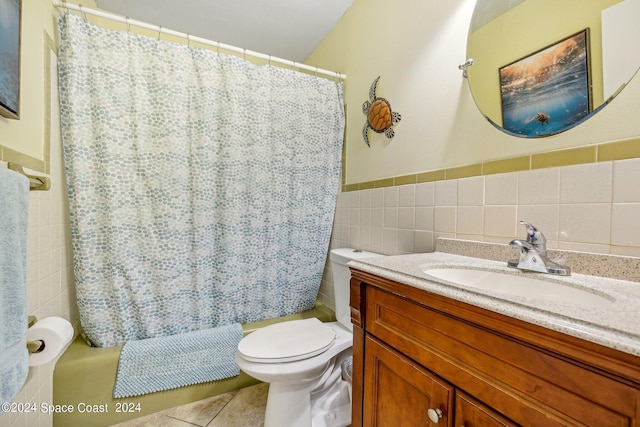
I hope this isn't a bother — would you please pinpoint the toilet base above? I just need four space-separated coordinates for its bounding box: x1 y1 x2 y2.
264 381 314 427
310 368 351 427
263 349 352 427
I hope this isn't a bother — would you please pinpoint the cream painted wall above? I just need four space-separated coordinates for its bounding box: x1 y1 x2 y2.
306 0 640 185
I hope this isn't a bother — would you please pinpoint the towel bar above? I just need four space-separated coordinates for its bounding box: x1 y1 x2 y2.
7 162 51 191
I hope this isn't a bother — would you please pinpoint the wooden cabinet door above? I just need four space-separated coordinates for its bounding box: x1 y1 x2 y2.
364 336 454 426
454 391 518 427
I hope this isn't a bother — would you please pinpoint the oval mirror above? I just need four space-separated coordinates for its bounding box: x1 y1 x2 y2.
466 0 640 138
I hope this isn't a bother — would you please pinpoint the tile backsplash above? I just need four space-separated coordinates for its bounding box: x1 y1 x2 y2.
320 157 640 310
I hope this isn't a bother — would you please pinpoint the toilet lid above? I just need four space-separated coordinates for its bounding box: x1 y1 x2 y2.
238 318 336 363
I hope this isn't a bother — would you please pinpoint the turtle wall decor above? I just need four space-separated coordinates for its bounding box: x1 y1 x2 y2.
362 76 401 147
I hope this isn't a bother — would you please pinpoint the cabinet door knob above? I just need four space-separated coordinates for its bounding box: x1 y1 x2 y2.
427 408 443 423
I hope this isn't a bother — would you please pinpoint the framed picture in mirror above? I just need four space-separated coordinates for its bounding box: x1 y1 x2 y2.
0 0 21 120
499 29 591 138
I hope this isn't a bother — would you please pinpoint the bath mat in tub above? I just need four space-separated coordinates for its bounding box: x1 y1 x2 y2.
114 323 243 398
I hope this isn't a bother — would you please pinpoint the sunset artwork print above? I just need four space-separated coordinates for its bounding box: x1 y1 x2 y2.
499 30 591 138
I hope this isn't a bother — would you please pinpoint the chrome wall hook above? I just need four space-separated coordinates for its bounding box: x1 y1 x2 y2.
459 58 474 78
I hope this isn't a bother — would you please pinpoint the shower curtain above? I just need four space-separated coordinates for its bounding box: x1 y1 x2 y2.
57 13 345 347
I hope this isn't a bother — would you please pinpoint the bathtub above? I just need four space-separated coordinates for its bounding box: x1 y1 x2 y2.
53 304 335 427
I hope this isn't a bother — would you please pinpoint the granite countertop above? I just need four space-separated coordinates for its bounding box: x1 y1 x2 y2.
348 251 640 357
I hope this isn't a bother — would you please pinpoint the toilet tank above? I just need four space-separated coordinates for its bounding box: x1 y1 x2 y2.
329 248 383 331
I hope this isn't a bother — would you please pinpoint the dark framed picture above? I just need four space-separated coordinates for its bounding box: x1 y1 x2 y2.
499 29 591 137
0 0 21 120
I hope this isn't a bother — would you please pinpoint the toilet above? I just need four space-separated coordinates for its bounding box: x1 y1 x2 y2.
235 248 382 427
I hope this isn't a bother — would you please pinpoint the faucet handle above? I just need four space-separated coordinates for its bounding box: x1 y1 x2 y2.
519 221 546 253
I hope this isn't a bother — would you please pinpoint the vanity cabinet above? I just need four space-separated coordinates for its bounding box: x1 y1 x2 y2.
454 391 516 427
363 335 454 426
349 268 640 427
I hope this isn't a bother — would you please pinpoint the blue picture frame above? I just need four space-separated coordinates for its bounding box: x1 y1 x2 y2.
499 29 591 138
0 0 21 119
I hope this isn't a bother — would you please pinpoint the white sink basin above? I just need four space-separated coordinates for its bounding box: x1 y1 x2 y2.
424 268 613 306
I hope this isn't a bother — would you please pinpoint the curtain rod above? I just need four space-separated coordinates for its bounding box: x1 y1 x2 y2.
52 1 346 81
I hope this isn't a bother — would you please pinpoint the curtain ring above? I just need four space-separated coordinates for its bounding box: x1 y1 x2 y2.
243 48 246 61
216 42 220 55
157 26 162 40
125 16 130 33
187 34 190 47
315 67 319 77
78 4 88 22
268 55 272 67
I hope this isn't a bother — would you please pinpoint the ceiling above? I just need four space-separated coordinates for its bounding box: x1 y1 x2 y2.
95 0 354 62
470 0 526 31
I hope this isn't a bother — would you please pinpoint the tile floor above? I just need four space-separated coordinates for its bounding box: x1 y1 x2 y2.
111 383 268 427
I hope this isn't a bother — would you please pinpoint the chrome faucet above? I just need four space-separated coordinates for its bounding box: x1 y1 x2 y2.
507 221 570 275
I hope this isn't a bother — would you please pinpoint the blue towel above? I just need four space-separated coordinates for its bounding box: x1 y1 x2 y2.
113 323 243 398
0 167 30 409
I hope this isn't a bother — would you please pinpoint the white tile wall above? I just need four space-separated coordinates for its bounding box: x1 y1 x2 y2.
319 159 640 310
485 173 518 205
612 204 640 247
613 158 640 202
611 158 640 256
560 163 612 204
458 176 484 206
518 168 560 205
1 175 76 427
